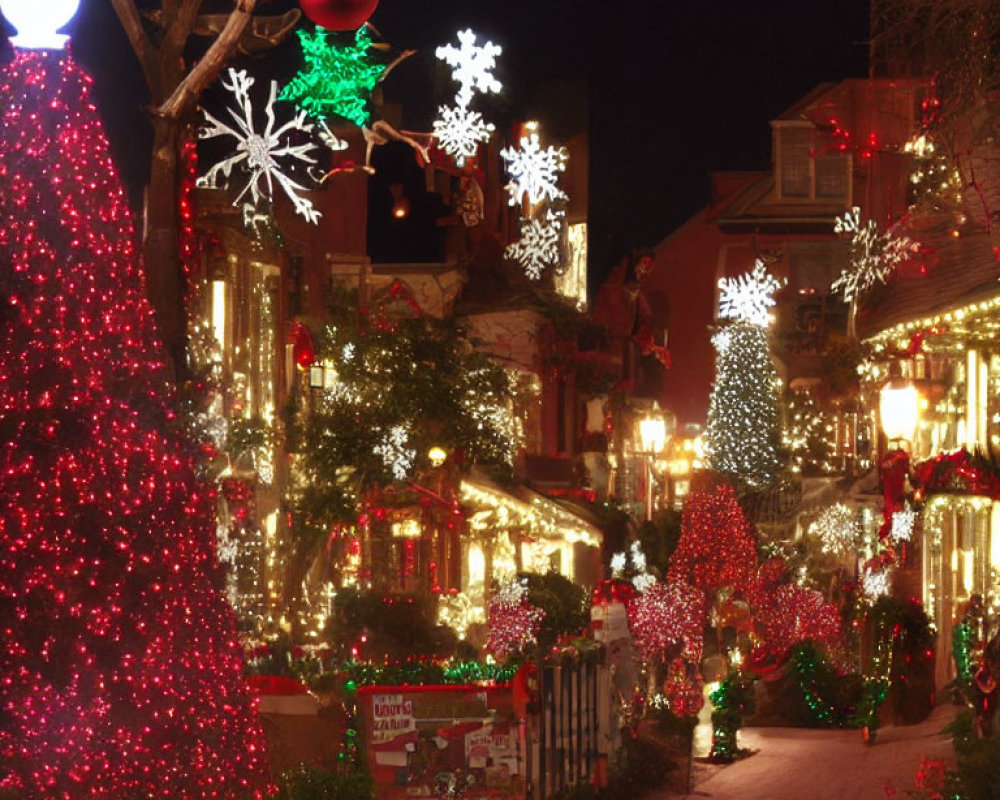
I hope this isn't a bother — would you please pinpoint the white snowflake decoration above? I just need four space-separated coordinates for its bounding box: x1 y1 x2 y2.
809 503 859 556
610 552 627 577
435 29 503 109
342 343 356 363
501 133 567 207
505 210 564 280
374 424 416 481
610 541 655 592
216 523 238 566
891 507 916 542
630 541 647 573
717 259 785 326
861 565 891 599
433 104 495 166
198 68 321 224
831 207 919 303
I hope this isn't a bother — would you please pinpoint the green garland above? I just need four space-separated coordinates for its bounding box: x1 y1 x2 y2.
789 645 888 729
306 659 519 691
709 673 753 762
952 619 974 689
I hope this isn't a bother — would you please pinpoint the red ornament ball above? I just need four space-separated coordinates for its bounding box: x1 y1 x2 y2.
299 0 379 31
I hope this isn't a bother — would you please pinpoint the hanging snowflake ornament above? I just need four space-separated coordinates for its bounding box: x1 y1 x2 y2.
809 503 860 556
279 25 387 128
891 507 916 542
501 133 567 207
435 28 503 109
505 209 564 280
861 564 892 599
374 424 416 481
717 258 785 326
831 206 920 304
199 68 321 224
433 103 495 166
486 579 545 660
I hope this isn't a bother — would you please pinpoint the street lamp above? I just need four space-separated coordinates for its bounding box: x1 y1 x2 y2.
637 408 670 521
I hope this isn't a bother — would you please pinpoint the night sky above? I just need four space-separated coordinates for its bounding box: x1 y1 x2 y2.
3 0 871 287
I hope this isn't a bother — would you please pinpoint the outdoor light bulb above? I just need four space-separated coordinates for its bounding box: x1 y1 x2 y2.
0 0 80 49
428 446 447 467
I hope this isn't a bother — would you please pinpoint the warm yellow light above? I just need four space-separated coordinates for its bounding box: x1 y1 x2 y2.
879 380 919 443
211 279 227 353
639 415 667 455
392 519 422 539
428 446 448 467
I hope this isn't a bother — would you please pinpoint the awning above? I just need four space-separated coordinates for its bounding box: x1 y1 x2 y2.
459 474 603 550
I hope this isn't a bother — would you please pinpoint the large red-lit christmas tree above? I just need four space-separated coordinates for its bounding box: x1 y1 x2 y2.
0 44 272 800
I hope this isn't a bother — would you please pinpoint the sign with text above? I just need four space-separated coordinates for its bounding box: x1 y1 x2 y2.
371 694 416 743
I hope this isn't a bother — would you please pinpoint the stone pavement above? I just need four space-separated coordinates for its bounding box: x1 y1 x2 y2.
655 702 960 800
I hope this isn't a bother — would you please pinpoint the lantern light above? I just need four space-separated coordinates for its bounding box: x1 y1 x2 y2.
638 413 668 456
879 374 919 445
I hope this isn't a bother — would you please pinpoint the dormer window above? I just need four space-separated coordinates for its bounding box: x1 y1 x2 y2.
774 122 851 202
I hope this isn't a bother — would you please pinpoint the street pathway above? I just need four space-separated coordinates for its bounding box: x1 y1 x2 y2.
657 702 959 800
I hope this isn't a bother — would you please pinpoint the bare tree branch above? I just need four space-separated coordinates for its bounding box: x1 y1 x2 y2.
160 0 260 121
109 0 160 97
163 0 204 65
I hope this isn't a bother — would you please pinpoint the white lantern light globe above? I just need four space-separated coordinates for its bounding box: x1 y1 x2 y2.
1 0 80 50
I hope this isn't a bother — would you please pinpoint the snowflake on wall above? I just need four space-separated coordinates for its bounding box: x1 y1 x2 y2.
501 133 567 207
809 502 859 556
891 507 916 542
433 104 495 166
505 210 564 280
374 424 416 481
831 207 919 303
435 29 503 109
198 68 321 224
717 259 785 326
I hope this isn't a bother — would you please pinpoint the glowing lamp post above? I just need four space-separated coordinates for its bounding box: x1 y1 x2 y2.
879 377 919 449
637 410 669 521
1 0 80 49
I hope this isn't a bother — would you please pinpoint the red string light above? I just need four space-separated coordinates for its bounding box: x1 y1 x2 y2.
0 50 272 798
667 484 758 597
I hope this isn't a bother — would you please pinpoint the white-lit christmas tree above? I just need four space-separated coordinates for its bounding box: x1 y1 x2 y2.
705 261 784 488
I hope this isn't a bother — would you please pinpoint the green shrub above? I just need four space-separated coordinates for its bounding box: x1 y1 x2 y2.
523 571 589 650
327 589 458 661
276 765 372 800
604 731 680 797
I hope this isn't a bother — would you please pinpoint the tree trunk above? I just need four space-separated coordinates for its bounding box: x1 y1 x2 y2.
145 115 187 382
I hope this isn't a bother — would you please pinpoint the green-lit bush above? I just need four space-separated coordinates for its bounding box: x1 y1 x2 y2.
276 765 372 800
